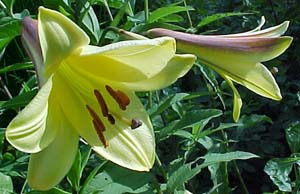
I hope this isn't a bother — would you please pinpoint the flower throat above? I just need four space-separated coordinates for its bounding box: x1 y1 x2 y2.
86 85 142 148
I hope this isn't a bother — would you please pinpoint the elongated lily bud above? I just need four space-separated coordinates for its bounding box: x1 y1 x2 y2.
147 24 292 121
147 28 292 64
22 17 46 86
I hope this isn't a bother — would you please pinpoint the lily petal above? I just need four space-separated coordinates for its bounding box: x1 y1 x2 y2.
38 7 90 76
21 17 46 85
6 79 57 153
219 20 289 38
202 58 281 100
65 37 176 82
27 108 79 190
223 75 242 122
52 67 155 171
123 54 196 91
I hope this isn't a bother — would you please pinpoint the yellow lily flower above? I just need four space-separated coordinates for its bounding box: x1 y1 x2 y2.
147 19 292 121
5 7 196 190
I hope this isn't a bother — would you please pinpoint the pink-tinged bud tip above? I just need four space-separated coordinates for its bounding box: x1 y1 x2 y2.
22 17 46 86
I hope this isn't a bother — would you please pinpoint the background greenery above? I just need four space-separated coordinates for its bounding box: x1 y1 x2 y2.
0 0 300 193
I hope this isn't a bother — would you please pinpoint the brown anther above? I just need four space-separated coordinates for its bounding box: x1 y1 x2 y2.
107 114 115 124
131 119 142 129
105 85 130 110
92 120 108 148
86 105 108 148
94 89 109 117
86 105 105 131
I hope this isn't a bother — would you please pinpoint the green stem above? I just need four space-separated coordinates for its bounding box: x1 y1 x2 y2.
0 76 12 99
233 160 250 194
292 158 300 193
20 179 27 194
148 91 153 108
0 0 12 17
152 175 163 194
183 0 193 28
144 0 149 23
155 153 167 181
221 129 250 194
103 0 114 21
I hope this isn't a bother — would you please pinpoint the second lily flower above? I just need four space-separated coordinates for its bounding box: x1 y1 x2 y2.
147 19 292 121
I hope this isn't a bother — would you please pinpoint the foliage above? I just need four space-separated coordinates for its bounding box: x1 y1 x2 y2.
0 0 300 193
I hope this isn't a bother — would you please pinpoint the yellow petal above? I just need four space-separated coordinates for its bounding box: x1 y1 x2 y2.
219 20 289 38
28 108 79 190
65 37 176 82
223 75 242 122
6 79 57 153
202 59 281 100
123 54 196 91
52 67 155 171
38 7 89 76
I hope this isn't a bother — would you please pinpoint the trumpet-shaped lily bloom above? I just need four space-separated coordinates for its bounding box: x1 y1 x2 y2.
5 7 196 190
147 18 292 121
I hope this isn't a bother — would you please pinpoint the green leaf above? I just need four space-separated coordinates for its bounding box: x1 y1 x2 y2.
0 172 13 194
67 150 81 192
0 62 33 74
197 12 252 28
285 122 300 153
148 93 189 117
203 151 259 163
0 90 37 110
158 109 222 140
2 0 14 15
166 152 242 193
42 0 73 14
175 109 222 131
82 162 152 194
0 19 20 51
199 123 242 138
26 187 70 194
264 158 300 192
79 161 106 194
167 163 196 193
81 4 101 44
149 6 194 23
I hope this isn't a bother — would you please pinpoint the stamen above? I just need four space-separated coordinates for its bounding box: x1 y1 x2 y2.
86 105 105 131
86 105 108 147
131 119 142 129
94 89 108 117
105 85 130 110
107 114 115 124
92 120 108 148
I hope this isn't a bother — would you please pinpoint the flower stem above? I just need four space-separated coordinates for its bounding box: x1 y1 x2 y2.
183 0 193 28
155 153 167 181
221 129 250 194
20 179 27 194
148 91 153 108
0 0 13 17
233 160 250 194
103 0 114 21
0 76 12 99
144 0 149 23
